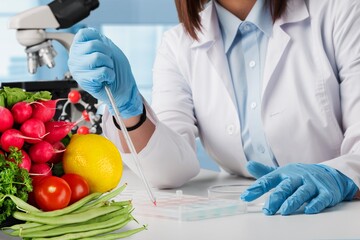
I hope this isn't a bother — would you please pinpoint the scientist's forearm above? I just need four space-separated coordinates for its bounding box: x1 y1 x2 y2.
118 116 155 153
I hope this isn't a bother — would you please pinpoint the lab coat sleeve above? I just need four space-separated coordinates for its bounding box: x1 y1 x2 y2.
321 1 360 188
101 28 201 189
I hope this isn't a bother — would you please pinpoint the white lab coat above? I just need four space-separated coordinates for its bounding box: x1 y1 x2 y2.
103 0 360 189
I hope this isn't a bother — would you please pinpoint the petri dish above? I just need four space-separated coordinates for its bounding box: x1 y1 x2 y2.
208 184 267 213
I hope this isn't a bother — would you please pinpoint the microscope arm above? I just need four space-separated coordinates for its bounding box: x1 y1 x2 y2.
15 30 74 51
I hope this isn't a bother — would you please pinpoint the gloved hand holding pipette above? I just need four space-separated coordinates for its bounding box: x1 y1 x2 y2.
68 27 156 205
68 28 143 119
241 161 359 215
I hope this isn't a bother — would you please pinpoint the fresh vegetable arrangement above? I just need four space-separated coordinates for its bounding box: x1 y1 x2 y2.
2 184 147 239
0 86 145 239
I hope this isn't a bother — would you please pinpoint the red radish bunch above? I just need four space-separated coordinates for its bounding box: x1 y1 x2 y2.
0 97 80 178
0 87 96 211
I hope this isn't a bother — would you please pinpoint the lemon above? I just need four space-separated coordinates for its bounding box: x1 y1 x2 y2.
63 134 123 193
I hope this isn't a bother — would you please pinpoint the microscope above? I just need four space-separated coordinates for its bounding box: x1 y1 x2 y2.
6 0 102 134
8 0 99 74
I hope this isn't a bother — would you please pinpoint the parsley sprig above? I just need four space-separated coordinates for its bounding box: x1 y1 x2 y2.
0 147 32 224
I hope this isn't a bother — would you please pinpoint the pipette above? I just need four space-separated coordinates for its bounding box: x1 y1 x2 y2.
104 85 157 206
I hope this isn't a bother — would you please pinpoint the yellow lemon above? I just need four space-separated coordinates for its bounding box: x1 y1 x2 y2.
63 134 123 193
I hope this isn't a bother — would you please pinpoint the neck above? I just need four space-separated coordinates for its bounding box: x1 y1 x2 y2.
216 0 256 20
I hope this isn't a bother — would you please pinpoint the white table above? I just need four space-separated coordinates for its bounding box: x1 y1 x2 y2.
123 168 360 240
1 168 360 240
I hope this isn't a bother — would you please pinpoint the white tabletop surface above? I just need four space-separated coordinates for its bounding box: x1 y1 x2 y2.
1 168 360 240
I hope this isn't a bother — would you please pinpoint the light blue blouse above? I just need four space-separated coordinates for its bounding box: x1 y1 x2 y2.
214 0 278 166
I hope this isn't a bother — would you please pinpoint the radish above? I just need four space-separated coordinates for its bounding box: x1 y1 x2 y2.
19 150 32 171
0 106 14 133
31 99 58 122
29 141 65 163
7 149 31 172
20 118 46 144
30 163 52 176
11 101 33 124
43 121 76 143
0 129 25 152
48 141 66 164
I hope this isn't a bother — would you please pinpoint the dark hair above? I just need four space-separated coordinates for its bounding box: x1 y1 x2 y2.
175 0 287 40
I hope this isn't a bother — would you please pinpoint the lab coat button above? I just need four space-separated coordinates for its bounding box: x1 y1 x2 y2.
249 61 256 68
226 125 235 135
257 145 265 153
250 102 257 109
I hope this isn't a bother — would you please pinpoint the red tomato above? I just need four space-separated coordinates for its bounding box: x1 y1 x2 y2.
28 176 47 208
34 176 71 211
61 173 90 204
27 191 38 208
31 176 47 186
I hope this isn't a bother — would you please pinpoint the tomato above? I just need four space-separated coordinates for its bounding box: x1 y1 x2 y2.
34 176 71 211
31 175 47 186
61 173 90 204
68 90 81 103
27 191 38 208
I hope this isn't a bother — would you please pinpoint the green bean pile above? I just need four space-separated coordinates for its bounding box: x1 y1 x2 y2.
1 184 147 239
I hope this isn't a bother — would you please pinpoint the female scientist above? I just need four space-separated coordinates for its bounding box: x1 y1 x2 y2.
68 0 360 215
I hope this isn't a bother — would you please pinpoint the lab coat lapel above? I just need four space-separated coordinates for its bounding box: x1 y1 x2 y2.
206 39 236 107
261 0 309 97
192 1 237 108
261 26 290 97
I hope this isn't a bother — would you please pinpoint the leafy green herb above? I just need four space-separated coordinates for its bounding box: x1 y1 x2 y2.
0 91 6 107
0 87 52 108
0 147 32 224
27 90 52 102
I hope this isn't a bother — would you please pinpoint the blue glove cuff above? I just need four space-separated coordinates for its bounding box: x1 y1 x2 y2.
108 87 143 119
318 164 359 201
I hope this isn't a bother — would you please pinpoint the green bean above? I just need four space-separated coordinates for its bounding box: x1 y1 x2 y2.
32 216 133 240
29 192 102 217
11 206 132 237
3 194 41 213
80 183 127 210
78 206 131 224
3 221 43 231
19 212 131 238
74 199 131 214
13 205 121 225
79 224 148 240
10 224 58 237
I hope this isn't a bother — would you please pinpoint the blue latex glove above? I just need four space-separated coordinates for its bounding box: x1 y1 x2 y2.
68 28 143 118
241 161 358 215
